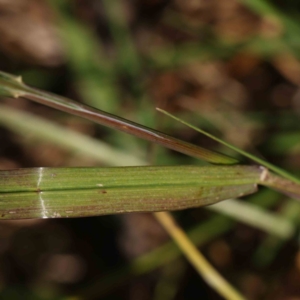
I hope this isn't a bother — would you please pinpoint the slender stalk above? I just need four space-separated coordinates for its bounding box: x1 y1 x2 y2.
0 71 237 165
154 212 246 300
24 88 237 164
157 108 300 184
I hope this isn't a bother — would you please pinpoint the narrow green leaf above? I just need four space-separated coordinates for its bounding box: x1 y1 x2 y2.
157 108 300 185
0 165 261 219
209 199 294 239
0 70 238 164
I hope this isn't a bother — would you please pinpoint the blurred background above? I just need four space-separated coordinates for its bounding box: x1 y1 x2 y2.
1 0 300 299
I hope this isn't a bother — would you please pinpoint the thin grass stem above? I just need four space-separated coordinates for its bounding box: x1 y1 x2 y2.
157 108 300 184
154 212 246 300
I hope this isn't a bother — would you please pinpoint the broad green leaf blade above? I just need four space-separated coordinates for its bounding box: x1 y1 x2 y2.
0 71 238 164
0 165 261 219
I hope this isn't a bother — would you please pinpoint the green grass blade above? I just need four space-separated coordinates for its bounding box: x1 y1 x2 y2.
209 199 294 239
0 71 237 165
157 108 300 184
0 165 261 219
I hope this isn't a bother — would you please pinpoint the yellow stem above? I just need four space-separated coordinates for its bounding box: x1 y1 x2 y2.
154 211 246 300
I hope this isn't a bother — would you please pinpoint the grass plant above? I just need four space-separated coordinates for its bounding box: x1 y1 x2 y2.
1 1 300 299
0 71 300 299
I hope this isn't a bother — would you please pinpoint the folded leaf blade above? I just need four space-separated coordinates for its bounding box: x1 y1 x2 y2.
0 70 238 164
0 165 261 219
